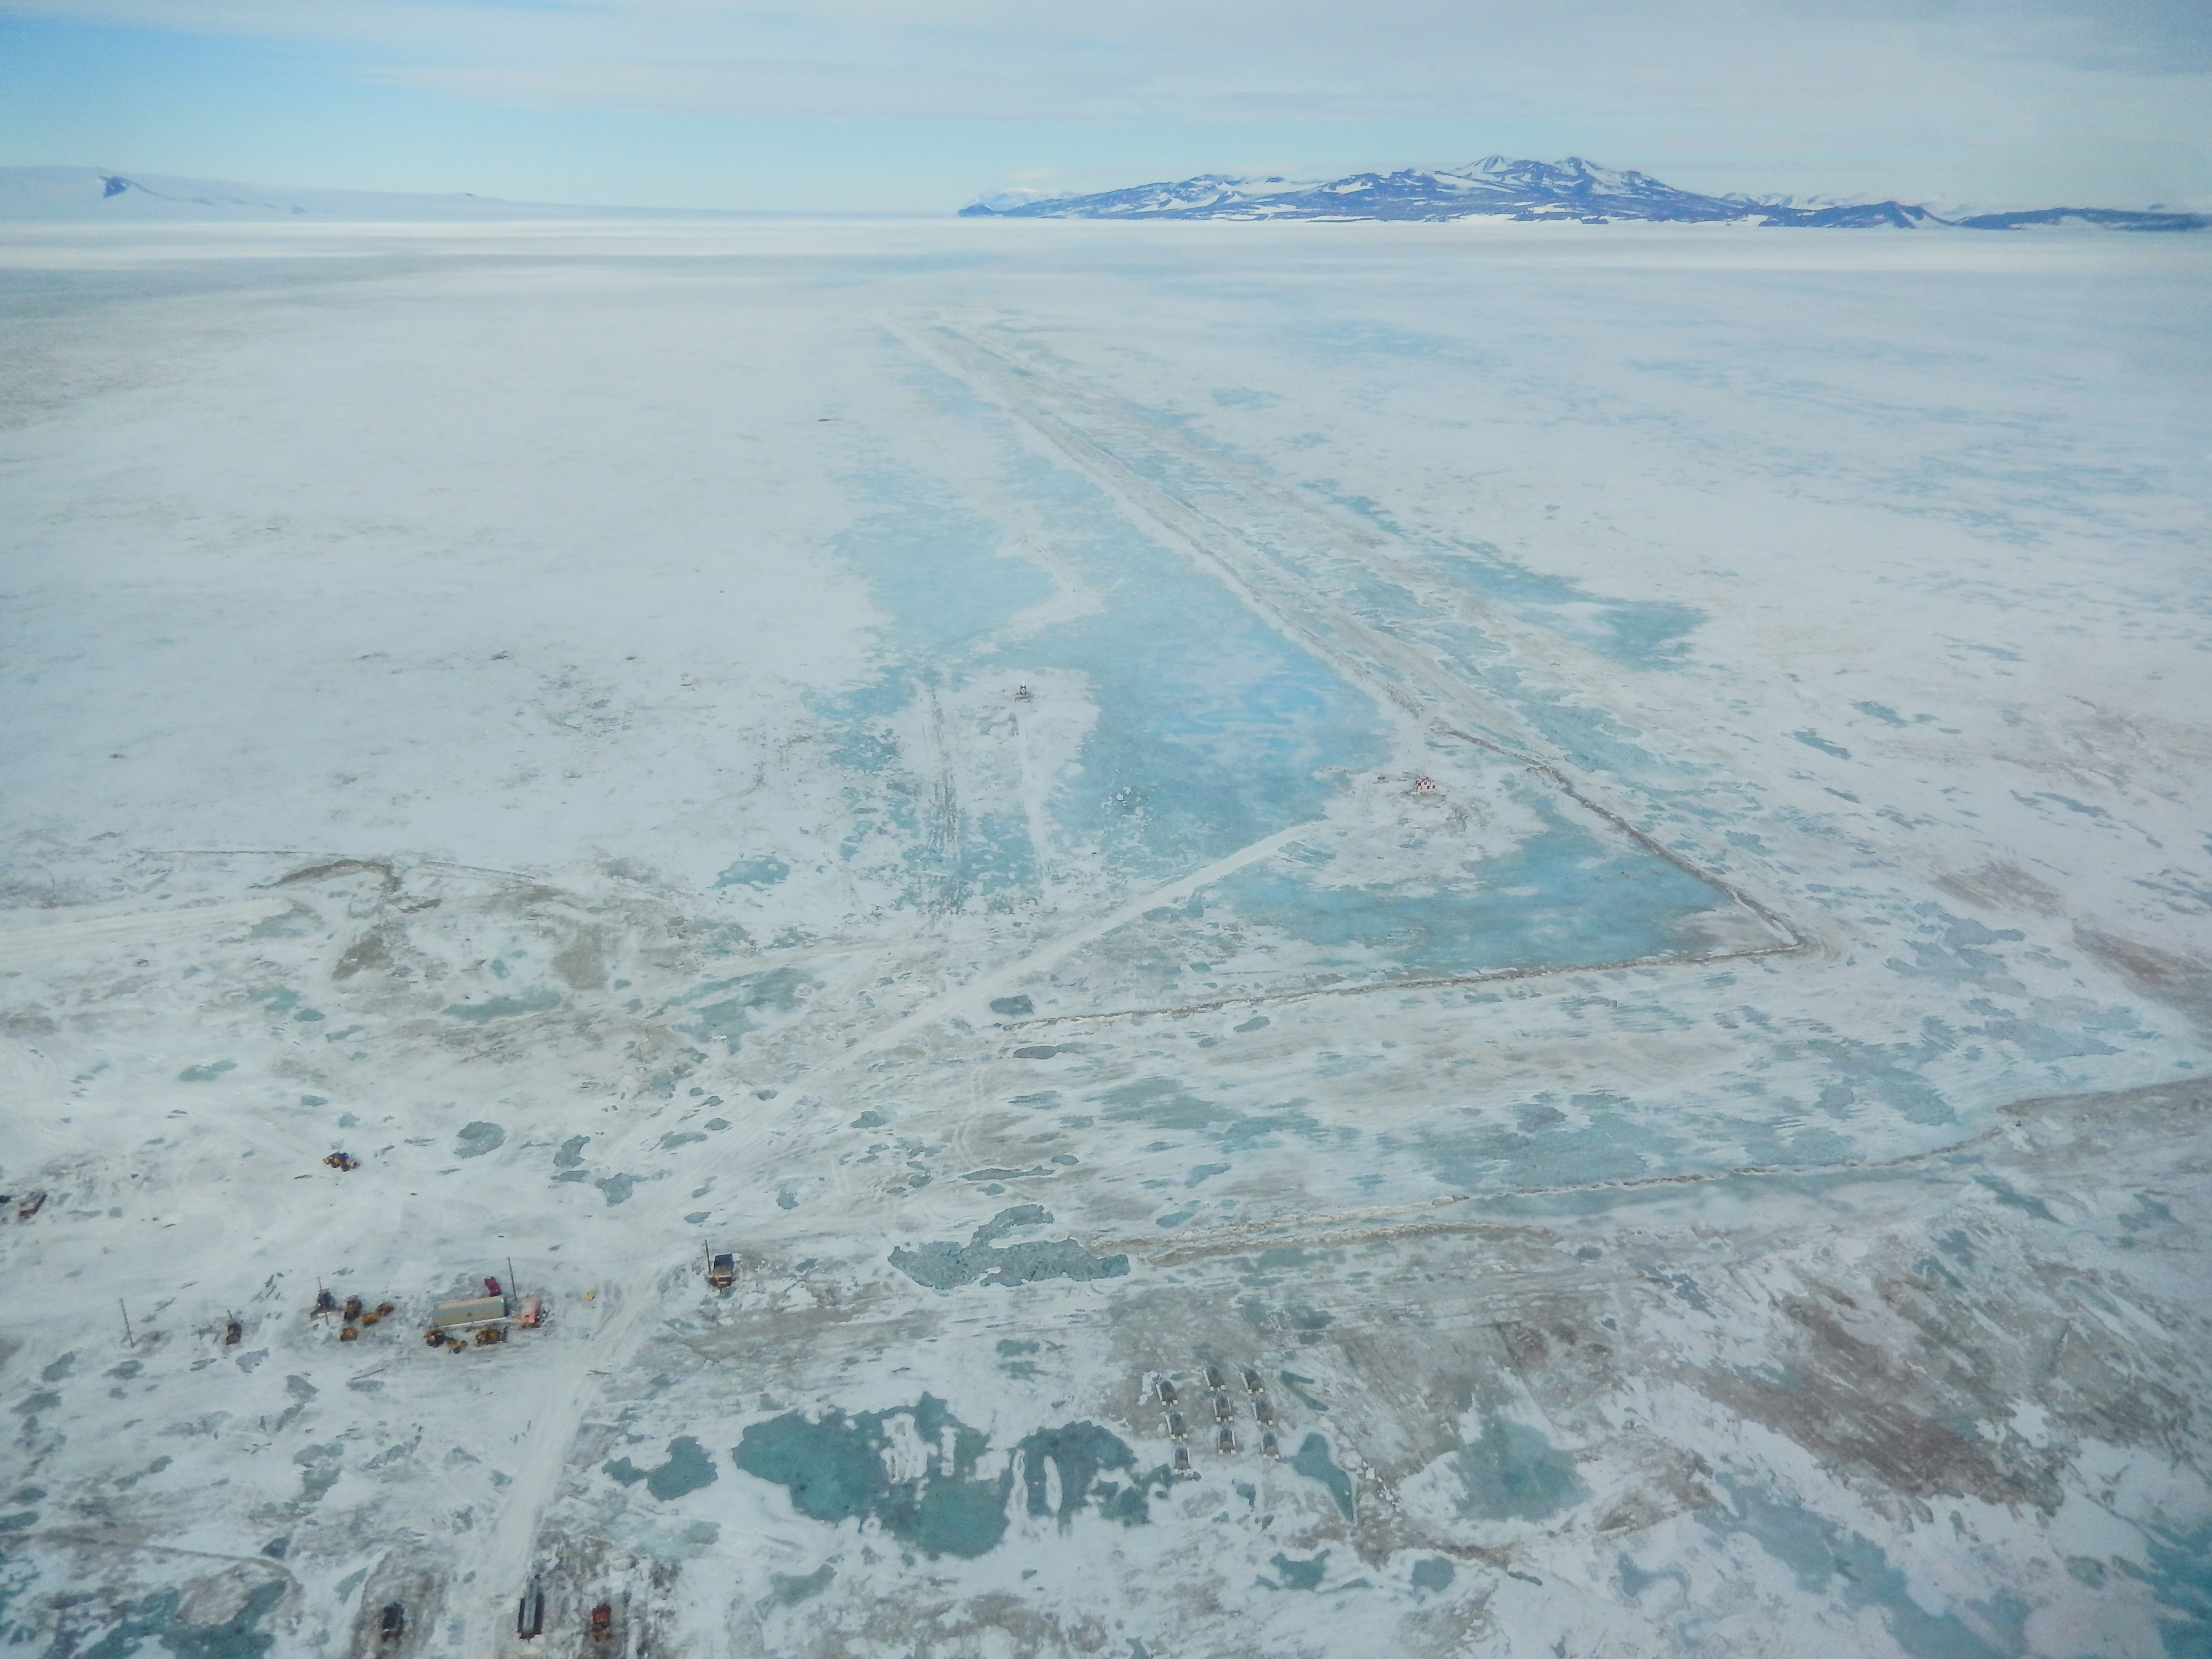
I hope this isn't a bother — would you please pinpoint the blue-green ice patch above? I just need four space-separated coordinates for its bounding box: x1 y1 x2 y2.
1701 1480 2027 1659
714 857 790 889
1263 1551 1330 1591
732 1395 1012 1558
441 987 561 1022
1290 1434 1357 1521
1016 1422 1162 1530
1454 1412 1584 1522
891 1205 1129 1290
1430 543 1705 670
814 440 1390 907
1119 808 1745 1003
675 965 812 1048
454 1121 505 1158
60 1581 286 1658
606 1435 719 1500
767 1563 835 1605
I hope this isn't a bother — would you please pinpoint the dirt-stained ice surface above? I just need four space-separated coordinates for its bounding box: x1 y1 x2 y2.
2 217 2209 1657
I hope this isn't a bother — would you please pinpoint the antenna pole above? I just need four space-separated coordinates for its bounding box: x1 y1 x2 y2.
119 1299 134 1346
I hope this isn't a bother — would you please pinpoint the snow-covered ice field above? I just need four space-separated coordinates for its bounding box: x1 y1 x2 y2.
2 215 2209 1657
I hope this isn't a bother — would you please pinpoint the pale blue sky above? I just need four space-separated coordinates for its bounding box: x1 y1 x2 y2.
1 0 2206 212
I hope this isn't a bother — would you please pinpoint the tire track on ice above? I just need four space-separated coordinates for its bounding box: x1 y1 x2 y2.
0 896 294 972
818 819 1314 1079
679 820 1318 1214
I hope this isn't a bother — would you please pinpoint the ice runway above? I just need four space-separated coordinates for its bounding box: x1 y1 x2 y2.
1 216 2209 1657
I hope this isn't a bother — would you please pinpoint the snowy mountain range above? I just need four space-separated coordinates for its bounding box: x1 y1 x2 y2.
961 156 2208 230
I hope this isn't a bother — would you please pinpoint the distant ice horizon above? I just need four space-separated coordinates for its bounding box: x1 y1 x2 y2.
2 158 2202 228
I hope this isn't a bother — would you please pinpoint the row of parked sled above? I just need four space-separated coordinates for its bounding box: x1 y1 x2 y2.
1157 1363 1283 1474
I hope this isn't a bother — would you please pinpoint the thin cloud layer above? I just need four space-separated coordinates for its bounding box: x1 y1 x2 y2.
3 0 2205 207
9 0 2208 121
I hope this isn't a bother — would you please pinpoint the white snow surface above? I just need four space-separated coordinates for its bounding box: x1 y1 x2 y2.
2 216 2209 1658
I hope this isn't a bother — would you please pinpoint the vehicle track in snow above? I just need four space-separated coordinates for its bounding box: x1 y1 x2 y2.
0 896 294 973
688 819 1318 1216
459 1277 656 1657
